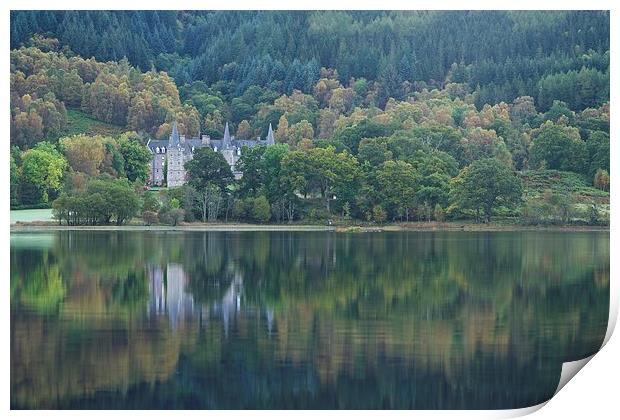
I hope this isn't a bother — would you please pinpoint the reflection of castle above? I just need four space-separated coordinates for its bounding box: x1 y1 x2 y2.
147 263 272 334
148 264 196 329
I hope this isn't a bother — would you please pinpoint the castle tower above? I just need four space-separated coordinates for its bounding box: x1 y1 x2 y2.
266 123 275 145
167 121 185 187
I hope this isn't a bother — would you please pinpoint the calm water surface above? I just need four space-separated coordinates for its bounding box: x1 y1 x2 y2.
10 231 609 409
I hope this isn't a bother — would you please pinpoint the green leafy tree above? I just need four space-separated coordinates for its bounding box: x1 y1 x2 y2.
185 147 234 192
587 131 609 178
236 145 267 198
372 205 387 223
530 121 587 173
434 204 445 222
119 134 151 182
408 150 459 209
10 155 20 207
282 146 360 213
87 178 140 225
185 147 233 221
52 178 139 225
374 160 420 221
20 142 67 204
358 139 393 166
332 118 390 154
450 158 522 222
142 191 161 213
250 196 271 223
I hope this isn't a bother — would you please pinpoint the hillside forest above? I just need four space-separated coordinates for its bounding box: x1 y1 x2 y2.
9 11 610 225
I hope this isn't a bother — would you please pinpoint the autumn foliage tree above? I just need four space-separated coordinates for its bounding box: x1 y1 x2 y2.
594 169 610 191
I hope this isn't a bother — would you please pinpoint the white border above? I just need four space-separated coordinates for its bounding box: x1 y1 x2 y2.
2 1 617 419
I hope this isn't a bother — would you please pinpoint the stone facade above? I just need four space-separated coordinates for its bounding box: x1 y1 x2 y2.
146 121 275 187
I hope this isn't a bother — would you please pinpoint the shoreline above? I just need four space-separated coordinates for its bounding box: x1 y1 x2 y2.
10 221 610 233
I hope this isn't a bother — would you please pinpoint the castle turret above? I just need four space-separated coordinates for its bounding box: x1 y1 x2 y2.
223 122 231 149
169 121 180 147
266 123 275 145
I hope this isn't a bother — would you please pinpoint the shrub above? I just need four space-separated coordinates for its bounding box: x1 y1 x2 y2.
372 205 387 223
159 208 185 226
251 196 271 223
51 178 139 225
308 207 330 221
434 204 445 222
142 210 158 225
142 192 161 213
232 199 248 220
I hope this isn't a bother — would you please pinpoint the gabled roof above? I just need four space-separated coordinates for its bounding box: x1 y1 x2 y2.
147 121 277 154
146 139 168 152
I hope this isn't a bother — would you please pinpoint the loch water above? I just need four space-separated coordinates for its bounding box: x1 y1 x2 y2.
10 230 609 409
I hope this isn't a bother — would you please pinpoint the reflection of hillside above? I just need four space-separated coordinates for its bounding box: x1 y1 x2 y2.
11 314 190 408
10 231 609 409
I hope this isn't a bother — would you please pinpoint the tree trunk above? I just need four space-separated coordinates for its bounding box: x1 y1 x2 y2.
485 203 493 223
286 200 295 222
202 192 208 222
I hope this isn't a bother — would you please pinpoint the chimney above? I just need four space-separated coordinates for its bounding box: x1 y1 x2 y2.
257 136 261 141
180 134 186 142
202 134 210 145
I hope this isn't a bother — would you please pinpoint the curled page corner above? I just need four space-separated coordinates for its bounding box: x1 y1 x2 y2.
494 401 548 418
494 355 597 419
602 274 618 348
553 355 596 397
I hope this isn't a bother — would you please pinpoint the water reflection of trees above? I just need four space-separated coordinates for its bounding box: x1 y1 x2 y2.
10 231 609 409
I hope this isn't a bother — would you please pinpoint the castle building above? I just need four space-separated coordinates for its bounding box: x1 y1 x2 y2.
146 121 275 187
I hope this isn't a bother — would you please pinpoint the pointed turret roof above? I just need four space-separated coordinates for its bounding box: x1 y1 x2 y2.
223 122 231 148
266 123 275 145
169 121 180 146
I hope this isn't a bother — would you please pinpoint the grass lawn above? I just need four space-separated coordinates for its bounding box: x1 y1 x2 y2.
10 209 54 224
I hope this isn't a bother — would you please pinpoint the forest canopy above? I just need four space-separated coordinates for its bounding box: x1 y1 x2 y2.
11 11 610 111
9 11 610 225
